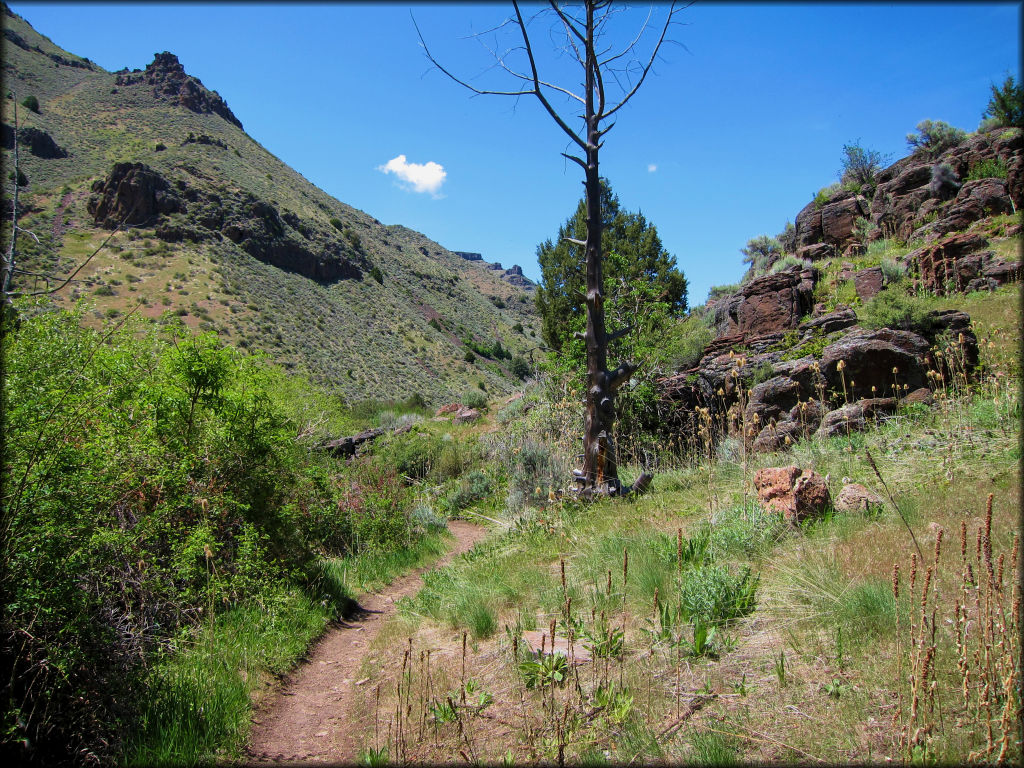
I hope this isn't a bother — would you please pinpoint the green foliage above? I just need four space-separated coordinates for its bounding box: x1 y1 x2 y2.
813 182 843 209
369 265 384 284
981 74 1024 129
839 140 890 187
464 350 476 363
534 178 687 353
770 255 809 274
740 234 784 278
966 157 1009 181
462 389 488 409
20 93 39 112
330 217 344 231
859 286 939 333
707 283 740 301
661 312 715 372
509 355 530 379
519 651 568 688
343 228 362 250
906 119 967 156
777 220 797 254
678 563 760 625
1 305 427 761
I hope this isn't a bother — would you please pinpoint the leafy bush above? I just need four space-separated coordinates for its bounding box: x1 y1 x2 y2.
906 119 967 156
662 312 714 372
678 564 760 625
330 217 344 231
813 182 843 209
20 93 39 113
858 286 937 333
879 258 907 285
464 350 476 363
966 157 1009 180
410 503 448 533
839 140 890 187
1 306 421 762
770 255 810 274
443 470 492 512
380 430 444 481
740 234 783 277
509 355 530 380
462 389 487 409
707 283 740 301
369 265 383 284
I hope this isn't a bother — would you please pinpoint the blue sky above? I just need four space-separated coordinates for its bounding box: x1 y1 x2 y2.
9 2 1021 304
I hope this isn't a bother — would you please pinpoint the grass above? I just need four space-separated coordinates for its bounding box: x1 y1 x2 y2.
345 286 1020 765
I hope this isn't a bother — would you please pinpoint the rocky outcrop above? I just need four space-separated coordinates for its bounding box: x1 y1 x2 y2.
713 268 815 338
115 52 243 130
18 126 67 158
88 162 184 227
909 232 1020 295
88 162 364 283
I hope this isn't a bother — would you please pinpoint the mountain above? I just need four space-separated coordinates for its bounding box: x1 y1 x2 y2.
1 5 541 403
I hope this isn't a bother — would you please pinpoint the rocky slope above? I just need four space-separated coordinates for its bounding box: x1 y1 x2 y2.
1 5 540 403
658 127 1021 454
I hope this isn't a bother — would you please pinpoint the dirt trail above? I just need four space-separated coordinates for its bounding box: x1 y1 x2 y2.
246 521 487 764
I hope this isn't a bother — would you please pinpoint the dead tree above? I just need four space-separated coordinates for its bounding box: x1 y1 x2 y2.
417 1 680 496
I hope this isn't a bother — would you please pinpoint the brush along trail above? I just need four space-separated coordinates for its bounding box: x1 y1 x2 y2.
246 521 488 763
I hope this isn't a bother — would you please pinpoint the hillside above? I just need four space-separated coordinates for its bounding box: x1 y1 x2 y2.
1 5 540 403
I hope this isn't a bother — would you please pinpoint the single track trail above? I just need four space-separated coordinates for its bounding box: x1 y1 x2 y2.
246 520 487 764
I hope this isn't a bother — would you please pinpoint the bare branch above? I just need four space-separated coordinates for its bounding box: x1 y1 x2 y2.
560 152 587 170
603 2 681 121
548 1 586 43
563 237 587 246
14 217 130 298
606 325 634 344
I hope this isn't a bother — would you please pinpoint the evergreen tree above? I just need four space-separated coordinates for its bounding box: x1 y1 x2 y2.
534 179 687 353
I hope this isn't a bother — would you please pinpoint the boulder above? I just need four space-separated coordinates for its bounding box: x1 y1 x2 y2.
821 195 868 246
751 420 802 454
799 307 858 336
454 407 481 424
744 376 804 427
834 483 885 514
796 242 833 261
901 387 934 407
820 328 930 395
794 201 823 248
718 269 816 338
816 403 866 439
853 267 884 301
753 465 832 524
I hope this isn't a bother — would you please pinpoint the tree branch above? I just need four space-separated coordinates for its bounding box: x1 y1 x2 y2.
602 2 680 121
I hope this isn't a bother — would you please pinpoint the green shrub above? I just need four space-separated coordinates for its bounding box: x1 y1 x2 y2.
20 93 39 113
879 258 907 285
813 182 843 209
443 470 492 512
839 140 890 187
509 356 530 379
858 286 938 333
368 265 383 284
770 255 809 274
981 74 1023 130
707 283 740 301
966 157 1009 181
906 119 967 156
330 217 344 231
462 389 487 410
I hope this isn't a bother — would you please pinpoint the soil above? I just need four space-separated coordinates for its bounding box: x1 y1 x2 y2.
245 521 488 764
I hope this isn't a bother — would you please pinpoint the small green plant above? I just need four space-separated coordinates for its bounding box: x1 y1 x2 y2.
518 650 568 688
462 389 487 410
813 182 843 209
369 266 383 284
965 157 1009 181
581 615 625 659
839 140 890 187
822 677 850 699
980 74 1023 130
682 616 718 658
330 217 344 231
774 650 786 687
359 745 390 767
593 682 634 723
20 93 39 113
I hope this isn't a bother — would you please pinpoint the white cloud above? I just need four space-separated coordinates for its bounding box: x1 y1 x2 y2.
377 154 446 197
647 163 658 173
